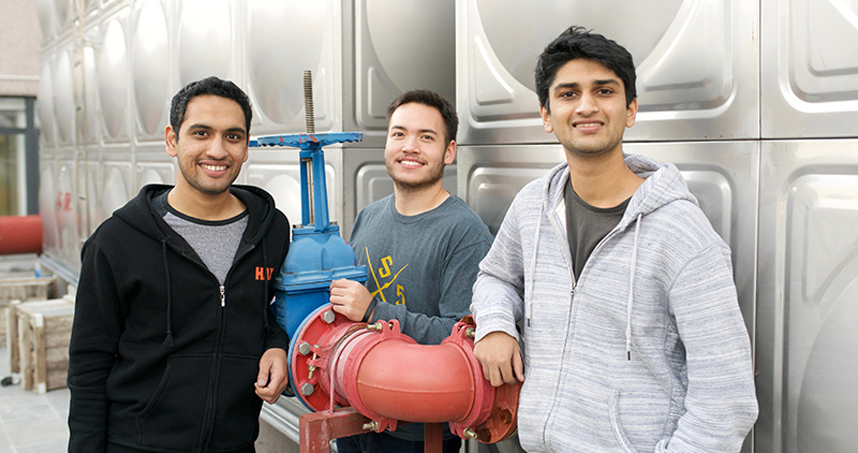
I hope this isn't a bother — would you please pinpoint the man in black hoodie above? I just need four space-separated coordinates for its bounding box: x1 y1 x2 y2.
67 76 291 453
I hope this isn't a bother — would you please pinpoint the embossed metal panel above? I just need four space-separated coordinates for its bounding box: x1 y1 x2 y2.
53 48 75 145
38 59 56 146
101 160 133 224
98 12 131 142
132 0 170 140
246 0 338 136
135 158 175 190
54 155 81 272
457 0 759 144
351 0 456 145
757 141 858 453
761 0 858 138
177 0 233 86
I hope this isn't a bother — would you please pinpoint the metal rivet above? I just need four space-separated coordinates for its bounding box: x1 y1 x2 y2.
464 327 475 339
362 420 380 432
300 383 314 396
322 310 336 324
298 342 311 356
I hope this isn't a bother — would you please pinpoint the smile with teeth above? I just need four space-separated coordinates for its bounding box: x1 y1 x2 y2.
400 159 424 168
201 163 228 172
575 122 603 128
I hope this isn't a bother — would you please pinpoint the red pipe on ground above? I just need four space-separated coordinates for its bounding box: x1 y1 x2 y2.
0 215 42 254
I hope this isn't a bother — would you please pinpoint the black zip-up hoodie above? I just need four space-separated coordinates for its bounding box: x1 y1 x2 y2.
68 184 290 453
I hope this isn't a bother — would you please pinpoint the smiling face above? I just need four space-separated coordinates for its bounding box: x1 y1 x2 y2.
384 102 455 193
540 59 637 159
165 94 249 199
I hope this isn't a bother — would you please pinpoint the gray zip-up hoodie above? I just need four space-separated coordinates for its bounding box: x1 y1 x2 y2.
471 154 758 452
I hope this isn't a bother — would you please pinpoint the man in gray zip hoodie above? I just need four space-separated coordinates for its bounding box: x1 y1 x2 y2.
471 26 758 452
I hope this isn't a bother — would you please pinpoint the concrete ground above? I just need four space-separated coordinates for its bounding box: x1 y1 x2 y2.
0 346 70 453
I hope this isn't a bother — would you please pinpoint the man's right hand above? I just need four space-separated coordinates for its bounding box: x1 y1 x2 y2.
473 331 525 387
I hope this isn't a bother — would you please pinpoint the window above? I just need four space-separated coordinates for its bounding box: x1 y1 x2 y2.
0 97 38 216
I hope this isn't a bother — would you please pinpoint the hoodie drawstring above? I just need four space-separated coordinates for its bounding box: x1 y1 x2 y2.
526 204 545 328
625 213 643 360
161 239 174 348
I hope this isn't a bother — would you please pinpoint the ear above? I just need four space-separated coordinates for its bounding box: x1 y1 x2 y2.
444 140 456 165
625 98 638 128
165 125 178 157
539 104 554 133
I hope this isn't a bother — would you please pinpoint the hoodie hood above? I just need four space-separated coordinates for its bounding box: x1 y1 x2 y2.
527 153 699 358
540 153 699 230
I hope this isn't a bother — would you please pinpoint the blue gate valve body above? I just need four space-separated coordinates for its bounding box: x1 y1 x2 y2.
250 132 367 344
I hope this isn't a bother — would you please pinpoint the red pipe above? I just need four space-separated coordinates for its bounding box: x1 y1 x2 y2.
0 215 42 254
290 306 519 444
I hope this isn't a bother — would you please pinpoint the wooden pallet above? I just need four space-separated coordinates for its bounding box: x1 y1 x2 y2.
0 275 55 347
8 297 75 393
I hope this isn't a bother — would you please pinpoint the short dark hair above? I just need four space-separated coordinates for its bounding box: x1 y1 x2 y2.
386 89 458 145
169 76 253 139
535 26 636 112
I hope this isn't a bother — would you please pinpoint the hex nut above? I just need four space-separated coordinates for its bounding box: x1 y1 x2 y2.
300 383 315 396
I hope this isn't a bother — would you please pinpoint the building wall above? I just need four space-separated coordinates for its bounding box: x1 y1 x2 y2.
0 0 41 96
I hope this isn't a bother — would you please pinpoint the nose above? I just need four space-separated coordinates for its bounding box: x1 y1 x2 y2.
576 92 599 115
205 136 229 159
401 135 419 153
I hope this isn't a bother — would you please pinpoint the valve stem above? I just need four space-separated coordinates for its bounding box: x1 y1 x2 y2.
303 70 315 134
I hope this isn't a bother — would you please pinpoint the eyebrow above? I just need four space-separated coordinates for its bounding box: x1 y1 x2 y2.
553 79 621 90
390 125 438 136
186 123 247 135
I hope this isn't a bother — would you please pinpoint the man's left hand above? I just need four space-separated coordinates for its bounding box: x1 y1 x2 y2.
329 278 373 322
255 348 289 404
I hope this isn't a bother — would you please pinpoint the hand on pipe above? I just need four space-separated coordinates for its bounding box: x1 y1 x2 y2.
473 331 525 387
329 278 374 322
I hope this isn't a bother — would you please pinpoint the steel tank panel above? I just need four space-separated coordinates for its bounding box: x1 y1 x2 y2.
342 147 458 240
36 0 58 42
79 43 99 145
458 142 758 347
54 48 75 145
761 0 858 138
101 160 133 226
54 155 82 272
177 0 233 86
85 161 101 235
243 148 343 230
457 0 759 145
757 140 858 453
98 13 131 142
38 163 61 259
135 158 176 190
352 0 456 145
54 0 72 29
132 0 170 140
38 59 56 147
246 0 338 135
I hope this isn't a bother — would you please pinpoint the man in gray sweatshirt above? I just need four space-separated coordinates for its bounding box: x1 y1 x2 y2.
471 26 758 452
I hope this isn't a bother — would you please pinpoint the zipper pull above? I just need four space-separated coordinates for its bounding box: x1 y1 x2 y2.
220 285 225 307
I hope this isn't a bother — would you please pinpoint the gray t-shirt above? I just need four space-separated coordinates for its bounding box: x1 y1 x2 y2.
349 194 493 345
348 193 493 442
564 179 629 281
155 191 248 285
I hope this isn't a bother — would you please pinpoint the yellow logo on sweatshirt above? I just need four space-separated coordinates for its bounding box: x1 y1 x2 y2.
365 247 407 306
